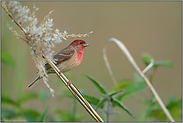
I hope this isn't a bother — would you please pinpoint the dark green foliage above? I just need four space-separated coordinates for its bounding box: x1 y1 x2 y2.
142 53 173 68
83 74 107 94
17 109 40 122
144 95 182 121
82 53 181 121
83 74 135 119
110 74 146 102
111 97 135 119
1 52 181 122
2 95 20 107
1 108 17 119
1 92 40 122
110 79 133 91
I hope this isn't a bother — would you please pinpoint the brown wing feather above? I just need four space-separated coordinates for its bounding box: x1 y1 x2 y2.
45 45 75 70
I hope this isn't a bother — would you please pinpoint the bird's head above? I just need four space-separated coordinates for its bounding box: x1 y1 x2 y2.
70 39 90 51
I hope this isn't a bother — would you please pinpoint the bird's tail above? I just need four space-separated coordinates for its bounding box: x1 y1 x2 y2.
27 75 41 88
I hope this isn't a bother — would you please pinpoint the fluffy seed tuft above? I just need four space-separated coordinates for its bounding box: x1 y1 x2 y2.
2 1 93 96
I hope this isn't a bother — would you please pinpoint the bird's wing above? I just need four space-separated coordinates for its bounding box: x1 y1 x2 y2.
44 46 75 70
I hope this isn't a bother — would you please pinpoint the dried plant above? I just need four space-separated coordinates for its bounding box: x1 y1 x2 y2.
103 38 175 122
1 1 92 96
2 1 103 122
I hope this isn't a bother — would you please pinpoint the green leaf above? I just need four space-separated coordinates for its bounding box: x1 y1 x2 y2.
1 108 17 118
133 73 147 91
38 106 48 122
146 106 166 120
1 51 15 67
167 96 182 108
141 53 173 68
154 60 173 68
116 91 133 101
18 109 40 122
18 92 38 104
147 95 182 120
114 74 146 101
141 53 152 65
111 97 135 119
166 96 182 119
110 79 133 91
1 95 19 107
108 90 123 97
83 94 101 106
96 98 107 110
115 78 146 101
135 82 146 92
134 73 145 83
83 74 107 94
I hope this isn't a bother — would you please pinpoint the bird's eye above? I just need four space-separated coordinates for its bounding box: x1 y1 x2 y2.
79 42 83 44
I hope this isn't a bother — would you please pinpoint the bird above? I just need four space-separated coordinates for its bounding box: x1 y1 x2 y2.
27 39 90 88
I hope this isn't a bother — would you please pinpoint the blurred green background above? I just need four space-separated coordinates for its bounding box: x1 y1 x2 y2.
1 1 181 122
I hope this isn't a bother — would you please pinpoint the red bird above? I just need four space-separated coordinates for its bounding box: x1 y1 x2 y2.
27 39 89 88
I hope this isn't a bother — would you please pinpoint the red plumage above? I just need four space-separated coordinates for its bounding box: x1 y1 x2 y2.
27 39 89 88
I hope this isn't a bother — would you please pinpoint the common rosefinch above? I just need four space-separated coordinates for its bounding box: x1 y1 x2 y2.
27 39 89 88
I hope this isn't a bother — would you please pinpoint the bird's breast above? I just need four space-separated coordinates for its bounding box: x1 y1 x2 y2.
57 51 83 73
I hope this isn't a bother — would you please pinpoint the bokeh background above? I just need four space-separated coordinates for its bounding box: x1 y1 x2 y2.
1 1 181 122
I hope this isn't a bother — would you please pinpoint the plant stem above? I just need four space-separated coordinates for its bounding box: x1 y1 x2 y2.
106 97 111 122
45 58 104 122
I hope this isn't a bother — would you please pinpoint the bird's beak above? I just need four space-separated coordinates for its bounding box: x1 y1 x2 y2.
83 42 90 47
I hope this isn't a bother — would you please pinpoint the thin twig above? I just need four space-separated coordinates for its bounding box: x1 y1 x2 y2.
103 43 118 85
106 97 111 122
103 38 175 122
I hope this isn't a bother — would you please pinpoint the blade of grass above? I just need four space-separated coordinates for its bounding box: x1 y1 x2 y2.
96 98 107 110
83 74 107 94
108 90 122 97
111 97 135 119
38 106 48 122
